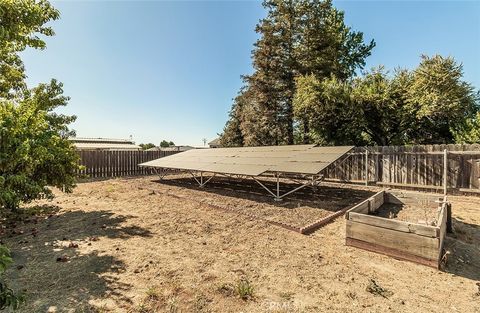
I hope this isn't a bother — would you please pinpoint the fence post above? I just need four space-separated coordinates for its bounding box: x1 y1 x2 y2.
446 202 453 233
365 148 369 186
443 148 448 195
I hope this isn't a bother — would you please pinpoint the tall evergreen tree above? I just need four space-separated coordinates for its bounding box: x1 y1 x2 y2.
243 4 292 146
220 88 247 147
221 0 375 146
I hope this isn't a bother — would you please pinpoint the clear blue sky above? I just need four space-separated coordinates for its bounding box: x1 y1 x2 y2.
21 0 480 146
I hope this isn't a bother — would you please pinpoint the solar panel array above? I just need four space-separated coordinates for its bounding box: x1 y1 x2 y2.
139 145 353 176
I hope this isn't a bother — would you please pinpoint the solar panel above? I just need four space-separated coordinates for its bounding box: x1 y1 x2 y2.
201 163 268 176
139 145 353 176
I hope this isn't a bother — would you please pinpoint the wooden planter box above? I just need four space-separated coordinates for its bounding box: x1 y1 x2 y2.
345 190 450 268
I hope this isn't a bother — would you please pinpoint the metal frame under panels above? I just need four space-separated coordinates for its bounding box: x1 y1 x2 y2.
155 168 217 188
188 171 216 187
153 168 184 180
154 168 325 201
253 172 324 201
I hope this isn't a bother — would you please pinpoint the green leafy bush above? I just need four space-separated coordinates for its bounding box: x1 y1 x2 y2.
453 112 480 144
0 80 80 212
0 245 24 311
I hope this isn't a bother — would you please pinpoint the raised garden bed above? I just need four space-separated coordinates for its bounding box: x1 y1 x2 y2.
345 190 451 268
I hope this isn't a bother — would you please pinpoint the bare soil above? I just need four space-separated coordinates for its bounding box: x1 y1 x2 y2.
373 203 440 226
140 174 375 229
2 175 479 313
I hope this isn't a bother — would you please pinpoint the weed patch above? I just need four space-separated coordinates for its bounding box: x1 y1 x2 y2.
366 279 393 299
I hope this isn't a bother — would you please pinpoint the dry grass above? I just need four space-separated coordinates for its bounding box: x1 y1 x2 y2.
1 175 479 312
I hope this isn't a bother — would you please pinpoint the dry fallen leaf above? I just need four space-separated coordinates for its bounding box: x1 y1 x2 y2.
56 255 69 262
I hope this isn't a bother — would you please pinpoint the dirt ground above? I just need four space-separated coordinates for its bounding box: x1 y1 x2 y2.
2 175 480 312
373 203 440 226
138 174 375 229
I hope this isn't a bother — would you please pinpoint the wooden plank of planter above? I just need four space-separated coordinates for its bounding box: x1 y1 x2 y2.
446 202 452 233
346 237 439 268
346 220 439 260
368 190 385 212
345 199 369 219
348 212 438 238
437 204 448 260
345 190 385 219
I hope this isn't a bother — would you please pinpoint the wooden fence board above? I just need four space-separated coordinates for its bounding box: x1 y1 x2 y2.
324 144 480 193
77 150 177 178
77 144 480 193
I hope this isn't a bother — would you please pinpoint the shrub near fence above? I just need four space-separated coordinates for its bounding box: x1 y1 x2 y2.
77 150 178 178
324 144 480 193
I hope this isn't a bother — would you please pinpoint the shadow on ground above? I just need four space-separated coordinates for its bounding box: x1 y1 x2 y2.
3 206 151 312
154 175 375 212
444 218 480 281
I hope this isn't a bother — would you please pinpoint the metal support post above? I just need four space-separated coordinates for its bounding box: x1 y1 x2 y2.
275 172 281 202
253 175 324 201
365 149 369 186
189 171 215 187
443 149 448 195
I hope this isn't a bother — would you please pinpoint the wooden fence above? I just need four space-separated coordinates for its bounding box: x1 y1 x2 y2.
324 144 480 194
77 144 480 194
77 150 178 178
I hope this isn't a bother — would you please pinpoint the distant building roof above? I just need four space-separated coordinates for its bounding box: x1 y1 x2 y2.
208 138 222 148
70 137 135 144
146 146 195 152
69 137 140 151
162 146 195 152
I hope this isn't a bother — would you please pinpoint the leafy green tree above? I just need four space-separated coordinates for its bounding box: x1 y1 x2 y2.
352 57 478 145
0 0 60 98
1 0 80 212
293 74 365 145
139 143 155 150
350 67 413 145
293 55 479 146
452 112 480 143
0 80 79 211
0 245 24 310
159 140 174 148
405 55 479 144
